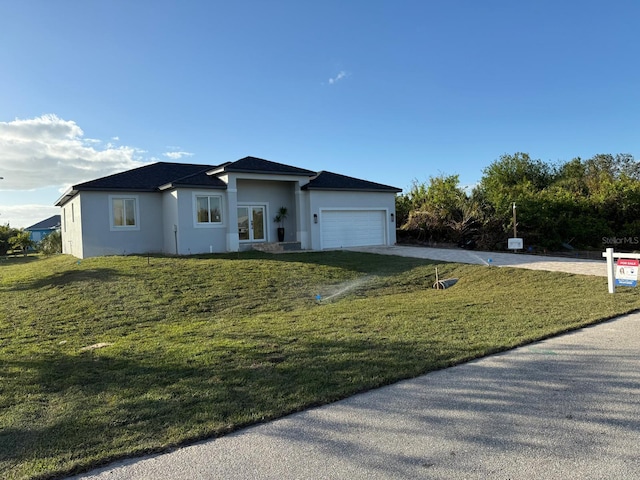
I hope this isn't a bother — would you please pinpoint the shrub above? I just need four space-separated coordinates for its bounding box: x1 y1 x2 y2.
39 230 62 255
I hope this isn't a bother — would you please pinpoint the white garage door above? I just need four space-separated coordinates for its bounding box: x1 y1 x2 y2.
321 210 386 249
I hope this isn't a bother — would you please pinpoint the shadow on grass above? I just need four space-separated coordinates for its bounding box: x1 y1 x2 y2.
6 267 124 292
0 255 40 266
1 334 470 479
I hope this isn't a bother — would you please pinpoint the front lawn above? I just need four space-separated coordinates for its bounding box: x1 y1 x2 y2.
1 251 637 479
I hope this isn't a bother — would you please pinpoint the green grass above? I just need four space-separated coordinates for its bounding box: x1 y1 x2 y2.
1 251 638 479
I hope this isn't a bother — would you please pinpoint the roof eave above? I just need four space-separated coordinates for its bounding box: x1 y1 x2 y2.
218 167 316 176
55 185 163 206
301 186 402 193
159 183 227 191
54 188 77 207
73 186 159 194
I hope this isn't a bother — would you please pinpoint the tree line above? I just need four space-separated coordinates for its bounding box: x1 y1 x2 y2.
396 152 640 252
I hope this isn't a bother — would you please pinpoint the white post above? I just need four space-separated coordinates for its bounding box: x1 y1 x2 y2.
604 247 616 294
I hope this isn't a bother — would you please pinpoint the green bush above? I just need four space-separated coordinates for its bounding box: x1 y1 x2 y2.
0 224 19 255
39 230 62 255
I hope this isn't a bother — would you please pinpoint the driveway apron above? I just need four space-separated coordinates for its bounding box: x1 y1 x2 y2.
347 245 607 276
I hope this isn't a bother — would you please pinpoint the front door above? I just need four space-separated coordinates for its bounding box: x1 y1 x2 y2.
238 206 266 242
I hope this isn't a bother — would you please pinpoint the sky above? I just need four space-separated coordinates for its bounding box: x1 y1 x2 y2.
1 0 639 228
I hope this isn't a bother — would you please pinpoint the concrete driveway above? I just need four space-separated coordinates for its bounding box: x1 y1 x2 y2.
347 245 607 276
70 246 639 480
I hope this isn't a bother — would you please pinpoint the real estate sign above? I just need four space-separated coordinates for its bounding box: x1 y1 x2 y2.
615 258 639 287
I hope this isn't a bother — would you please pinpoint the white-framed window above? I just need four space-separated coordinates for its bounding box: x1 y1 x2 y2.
194 194 223 225
109 195 140 230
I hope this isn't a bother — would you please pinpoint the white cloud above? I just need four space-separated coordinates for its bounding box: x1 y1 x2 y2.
0 114 146 191
0 204 60 229
163 151 194 160
328 71 348 85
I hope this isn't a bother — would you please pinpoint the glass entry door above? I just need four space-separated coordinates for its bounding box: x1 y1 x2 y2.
238 206 265 242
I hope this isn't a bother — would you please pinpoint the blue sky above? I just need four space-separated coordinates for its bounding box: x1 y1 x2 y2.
1 0 639 227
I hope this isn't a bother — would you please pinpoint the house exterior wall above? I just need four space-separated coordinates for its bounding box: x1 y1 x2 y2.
59 173 398 258
29 229 51 243
172 189 227 255
69 191 164 258
162 190 179 255
307 190 397 250
61 195 83 258
236 179 297 243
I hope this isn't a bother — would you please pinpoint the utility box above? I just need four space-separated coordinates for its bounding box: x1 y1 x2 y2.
508 238 523 250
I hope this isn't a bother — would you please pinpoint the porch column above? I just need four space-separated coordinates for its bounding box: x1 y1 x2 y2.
295 183 309 249
226 178 239 252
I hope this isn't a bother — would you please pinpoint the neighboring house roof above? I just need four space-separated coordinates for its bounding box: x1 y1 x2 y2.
210 156 317 176
302 171 402 192
26 215 61 231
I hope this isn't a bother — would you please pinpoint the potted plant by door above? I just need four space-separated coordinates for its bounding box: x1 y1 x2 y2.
274 206 288 242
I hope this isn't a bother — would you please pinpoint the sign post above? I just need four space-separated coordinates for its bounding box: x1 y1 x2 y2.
508 202 523 251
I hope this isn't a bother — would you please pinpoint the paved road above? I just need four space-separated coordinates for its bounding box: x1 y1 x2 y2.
70 247 639 480
347 245 607 276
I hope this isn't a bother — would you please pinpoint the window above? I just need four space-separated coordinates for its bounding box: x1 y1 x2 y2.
110 196 139 229
71 203 75 222
196 195 222 224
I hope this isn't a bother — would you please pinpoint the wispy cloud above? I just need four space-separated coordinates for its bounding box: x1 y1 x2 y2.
328 71 348 85
163 151 194 160
0 114 145 191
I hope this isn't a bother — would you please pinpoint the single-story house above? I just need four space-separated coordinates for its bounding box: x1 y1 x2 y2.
25 215 61 243
55 156 401 258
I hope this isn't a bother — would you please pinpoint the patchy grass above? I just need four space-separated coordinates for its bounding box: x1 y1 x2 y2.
1 251 637 479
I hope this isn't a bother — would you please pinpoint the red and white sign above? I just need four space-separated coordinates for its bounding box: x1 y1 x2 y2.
616 258 639 287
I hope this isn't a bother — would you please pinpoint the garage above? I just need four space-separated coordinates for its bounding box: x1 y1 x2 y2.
320 209 387 249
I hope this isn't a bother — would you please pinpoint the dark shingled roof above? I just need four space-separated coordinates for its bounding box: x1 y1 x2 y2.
55 157 400 207
302 171 402 192
26 215 61 231
218 156 316 176
56 162 224 205
74 162 217 191
159 170 227 190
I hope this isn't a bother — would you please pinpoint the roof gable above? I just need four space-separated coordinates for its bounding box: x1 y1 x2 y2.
302 171 401 192
159 170 227 190
216 156 316 176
